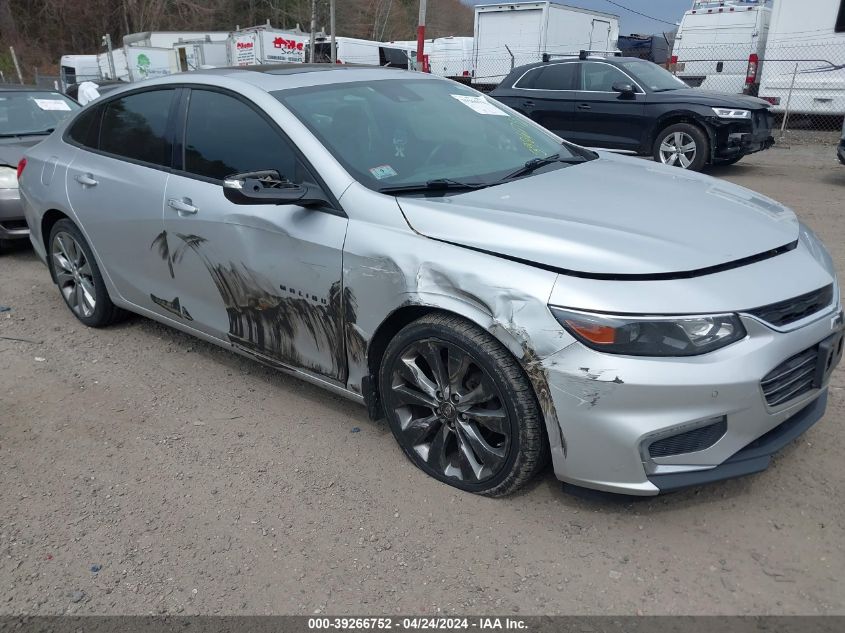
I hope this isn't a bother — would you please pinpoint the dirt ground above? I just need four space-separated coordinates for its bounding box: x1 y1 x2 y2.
1 146 844 616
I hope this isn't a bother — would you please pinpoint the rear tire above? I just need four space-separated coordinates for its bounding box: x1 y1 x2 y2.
48 219 126 327
379 313 548 497
653 123 709 171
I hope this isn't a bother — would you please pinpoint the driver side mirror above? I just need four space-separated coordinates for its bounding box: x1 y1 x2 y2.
612 82 636 97
222 170 329 207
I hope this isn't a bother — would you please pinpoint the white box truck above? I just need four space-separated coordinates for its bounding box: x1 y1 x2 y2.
59 55 101 90
472 1 620 88
671 0 772 95
757 0 845 115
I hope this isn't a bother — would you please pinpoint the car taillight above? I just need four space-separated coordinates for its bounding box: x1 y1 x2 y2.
670 55 678 65
746 53 759 85
462 70 470 76
760 96 780 106
17 158 26 180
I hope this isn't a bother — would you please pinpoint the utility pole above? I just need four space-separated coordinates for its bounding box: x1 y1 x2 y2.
416 0 427 72
9 46 23 84
309 0 317 63
330 0 336 63
102 34 117 79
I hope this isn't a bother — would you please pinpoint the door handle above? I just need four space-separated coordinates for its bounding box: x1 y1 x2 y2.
523 100 536 108
577 103 592 111
75 174 98 187
167 197 199 215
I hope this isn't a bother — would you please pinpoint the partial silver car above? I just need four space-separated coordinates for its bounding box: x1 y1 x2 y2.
0 87 80 250
20 66 843 496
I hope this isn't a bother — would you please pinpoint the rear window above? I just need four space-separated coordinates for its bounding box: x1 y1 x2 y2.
66 106 102 148
99 89 174 166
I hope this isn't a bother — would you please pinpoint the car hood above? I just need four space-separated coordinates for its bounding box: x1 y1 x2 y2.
396 154 799 277
649 88 770 109
0 137 43 167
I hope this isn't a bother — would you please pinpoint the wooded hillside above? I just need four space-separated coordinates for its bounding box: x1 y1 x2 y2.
0 0 473 81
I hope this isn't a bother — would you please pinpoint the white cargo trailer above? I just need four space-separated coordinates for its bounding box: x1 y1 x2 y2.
123 31 230 49
124 47 180 81
757 0 845 115
670 0 772 95
228 27 310 65
97 48 128 80
174 38 229 71
472 1 620 88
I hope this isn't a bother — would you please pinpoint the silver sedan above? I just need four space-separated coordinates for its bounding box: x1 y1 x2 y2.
19 66 843 496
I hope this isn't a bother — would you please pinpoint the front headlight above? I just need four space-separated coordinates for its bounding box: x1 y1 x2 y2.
550 307 747 357
0 165 17 189
712 107 751 120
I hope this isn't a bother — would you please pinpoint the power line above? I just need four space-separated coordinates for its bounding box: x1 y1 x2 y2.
601 0 680 26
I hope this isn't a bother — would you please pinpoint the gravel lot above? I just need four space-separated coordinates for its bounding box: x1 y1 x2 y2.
1 146 844 616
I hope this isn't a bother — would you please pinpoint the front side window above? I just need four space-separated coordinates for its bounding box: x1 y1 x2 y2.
618 60 687 92
276 79 583 190
0 91 79 136
517 64 578 90
581 62 634 92
99 90 174 166
184 89 301 182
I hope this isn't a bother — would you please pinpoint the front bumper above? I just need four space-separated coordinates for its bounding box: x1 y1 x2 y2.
543 307 843 495
0 188 28 240
712 110 775 160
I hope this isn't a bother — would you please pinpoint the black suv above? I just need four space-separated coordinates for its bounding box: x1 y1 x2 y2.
490 54 775 171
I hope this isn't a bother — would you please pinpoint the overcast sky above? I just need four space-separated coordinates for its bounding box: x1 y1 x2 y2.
462 0 690 35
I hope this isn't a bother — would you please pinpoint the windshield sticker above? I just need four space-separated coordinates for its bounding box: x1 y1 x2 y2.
450 94 508 116
33 99 71 111
369 164 398 180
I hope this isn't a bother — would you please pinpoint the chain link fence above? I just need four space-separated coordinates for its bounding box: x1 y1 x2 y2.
671 42 845 145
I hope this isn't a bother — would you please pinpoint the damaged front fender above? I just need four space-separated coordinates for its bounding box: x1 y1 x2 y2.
339 182 573 463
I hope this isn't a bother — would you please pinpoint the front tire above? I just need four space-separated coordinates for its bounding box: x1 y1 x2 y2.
653 123 709 171
48 219 125 327
379 313 547 497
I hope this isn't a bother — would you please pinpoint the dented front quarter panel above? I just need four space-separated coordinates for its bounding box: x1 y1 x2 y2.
339 182 572 462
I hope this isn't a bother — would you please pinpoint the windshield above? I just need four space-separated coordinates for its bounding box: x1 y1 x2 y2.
275 79 586 191
619 60 687 92
0 91 79 136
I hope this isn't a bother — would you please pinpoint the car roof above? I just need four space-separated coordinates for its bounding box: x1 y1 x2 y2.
0 85 65 93
135 63 439 93
511 55 644 73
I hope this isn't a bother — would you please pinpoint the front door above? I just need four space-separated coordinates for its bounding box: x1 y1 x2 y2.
568 61 647 150
158 88 349 381
65 88 177 315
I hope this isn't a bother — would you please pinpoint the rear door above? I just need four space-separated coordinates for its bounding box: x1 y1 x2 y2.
159 87 349 380
65 88 177 314
498 62 578 140
568 61 647 150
